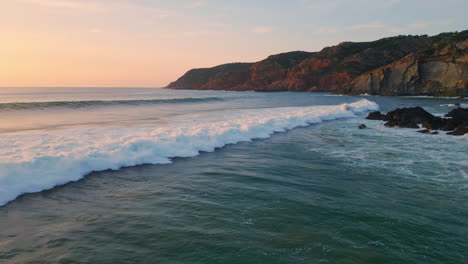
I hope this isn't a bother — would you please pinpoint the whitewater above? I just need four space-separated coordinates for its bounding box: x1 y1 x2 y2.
2 88 468 264
0 98 378 206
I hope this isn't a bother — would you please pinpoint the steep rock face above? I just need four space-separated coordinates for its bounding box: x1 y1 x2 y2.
277 36 433 92
243 51 314 91
166 35 434 92
167 51 312 91
166 63 253 90
340 32 468 96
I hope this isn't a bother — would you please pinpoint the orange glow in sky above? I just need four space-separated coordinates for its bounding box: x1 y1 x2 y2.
1 0 466 87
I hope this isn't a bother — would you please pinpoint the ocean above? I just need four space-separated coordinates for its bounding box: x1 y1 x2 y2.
0 87 467 263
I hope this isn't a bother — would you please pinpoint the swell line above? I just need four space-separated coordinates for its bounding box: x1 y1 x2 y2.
0 97 227 111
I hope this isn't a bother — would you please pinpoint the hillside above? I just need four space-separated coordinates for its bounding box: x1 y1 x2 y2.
167 35 435 92
337 30 468 96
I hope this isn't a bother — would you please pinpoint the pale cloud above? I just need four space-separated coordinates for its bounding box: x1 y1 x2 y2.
210 23 229 28
305 0 339 12
306 18 454 36
406 19 453 29
17 0 175 19
148 8 173 20
350 22 386 30
186 1 207 8
19 0 100 9
408 23 427 29
251 26 274 34
306 0 404 10
301 17 456 37
390 20 453 33
313 26 339 34
182 31 209 37
174 30 229 39
112 3 176 20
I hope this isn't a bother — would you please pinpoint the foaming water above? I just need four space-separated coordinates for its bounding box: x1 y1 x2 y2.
0 99 378 206
0 88 467 264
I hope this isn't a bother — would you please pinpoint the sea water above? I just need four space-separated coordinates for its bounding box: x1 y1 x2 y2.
0 88 466 263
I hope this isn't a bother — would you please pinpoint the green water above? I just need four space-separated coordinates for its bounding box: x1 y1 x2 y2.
0 90 467 263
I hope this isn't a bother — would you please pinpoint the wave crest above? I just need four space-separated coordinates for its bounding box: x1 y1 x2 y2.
0 99 379 206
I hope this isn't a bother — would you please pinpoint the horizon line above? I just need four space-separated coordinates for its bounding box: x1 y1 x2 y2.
0 86 165 89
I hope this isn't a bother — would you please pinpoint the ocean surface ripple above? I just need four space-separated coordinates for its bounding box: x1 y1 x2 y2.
0 97 227 111
0 88 467 264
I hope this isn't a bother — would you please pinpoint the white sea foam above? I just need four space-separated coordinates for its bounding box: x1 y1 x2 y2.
440 103 468 107
403 95 467 99
0 99 378 206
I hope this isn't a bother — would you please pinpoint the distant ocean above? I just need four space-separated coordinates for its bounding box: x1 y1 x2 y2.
0 88 467 264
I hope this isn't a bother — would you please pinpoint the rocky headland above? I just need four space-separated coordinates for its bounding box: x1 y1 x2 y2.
167 30 467 97
338 32 468 97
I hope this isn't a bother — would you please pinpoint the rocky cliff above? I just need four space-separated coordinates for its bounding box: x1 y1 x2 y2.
166 62 254 90
166 51 314 91
167 31 467 96
167 36 434 92
272 36 433 92
338 31 468 96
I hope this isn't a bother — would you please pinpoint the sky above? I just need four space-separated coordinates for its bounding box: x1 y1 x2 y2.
1 0 467 88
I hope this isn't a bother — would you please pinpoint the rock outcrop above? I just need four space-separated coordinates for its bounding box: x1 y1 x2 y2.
339 31 468 96
365 107 468 136
366 107 435 128
167 35 435 92
384 107 436 128
445 108 468 135
366 111 386 120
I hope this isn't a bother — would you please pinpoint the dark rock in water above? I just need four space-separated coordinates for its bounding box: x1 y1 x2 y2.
454 103 461 107
384 107 435 128
385 120 419 128
368 105 466 136
422 118 445 130
422 117 459 131
441 119 460 131
358 124 367 129
445 108 468 123
447 123 468 136
417 129 431 134
386 106 435 123
366 111 386 120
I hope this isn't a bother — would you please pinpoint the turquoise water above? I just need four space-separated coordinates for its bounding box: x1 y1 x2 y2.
0 88 467 263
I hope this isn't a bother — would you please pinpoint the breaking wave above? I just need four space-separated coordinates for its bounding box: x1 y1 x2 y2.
0 99 379 206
